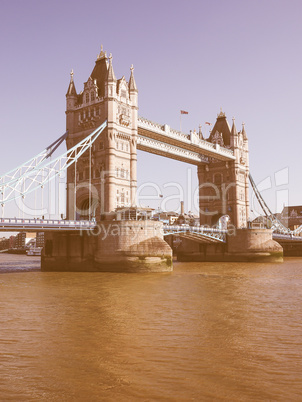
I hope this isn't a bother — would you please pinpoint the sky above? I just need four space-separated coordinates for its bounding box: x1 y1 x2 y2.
0 0 301 219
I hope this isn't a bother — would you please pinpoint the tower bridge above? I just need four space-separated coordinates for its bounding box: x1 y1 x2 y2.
64 47 249 230
1 46 299 271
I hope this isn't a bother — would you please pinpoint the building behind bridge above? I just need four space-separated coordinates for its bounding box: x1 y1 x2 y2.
0 232 45 252
280 205 302 230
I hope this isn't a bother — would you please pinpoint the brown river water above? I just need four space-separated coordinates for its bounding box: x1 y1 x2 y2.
0 254 302 401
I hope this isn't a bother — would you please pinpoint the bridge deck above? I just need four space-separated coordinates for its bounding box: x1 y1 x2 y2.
0 218 96 232
163 225 227 243
273 233 302 242
138 117 235 163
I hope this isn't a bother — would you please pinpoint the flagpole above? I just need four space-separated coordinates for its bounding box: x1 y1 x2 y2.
180 112 182 132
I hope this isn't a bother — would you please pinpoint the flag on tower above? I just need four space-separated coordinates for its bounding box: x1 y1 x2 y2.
205 122 211 125
180 110 188 115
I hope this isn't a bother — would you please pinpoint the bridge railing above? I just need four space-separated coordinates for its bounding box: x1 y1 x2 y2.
164 225 227 233
272 232 302 241
163 225 227 242
0 218 96 228
137 136 208 164
138 116 234 159
138 116 190 141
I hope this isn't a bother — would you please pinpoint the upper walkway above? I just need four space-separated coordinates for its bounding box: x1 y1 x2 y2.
137 116 235 165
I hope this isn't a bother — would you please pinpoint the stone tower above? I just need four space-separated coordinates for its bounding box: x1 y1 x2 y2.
198 110 249 228
65 46 138 219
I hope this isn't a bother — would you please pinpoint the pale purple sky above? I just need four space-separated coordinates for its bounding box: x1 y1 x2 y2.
0 0 301 217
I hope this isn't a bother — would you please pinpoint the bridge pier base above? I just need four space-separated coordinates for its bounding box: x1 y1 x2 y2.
41 220 173 273
176 228 283 263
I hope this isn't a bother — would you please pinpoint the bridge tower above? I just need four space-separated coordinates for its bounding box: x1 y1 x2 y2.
65 46 138 219
198 110 249 228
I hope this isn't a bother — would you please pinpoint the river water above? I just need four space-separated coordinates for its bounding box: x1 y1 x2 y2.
0 254 301 401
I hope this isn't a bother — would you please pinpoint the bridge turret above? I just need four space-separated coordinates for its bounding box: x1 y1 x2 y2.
198 124 204 140
230 119 249 228
105 53 117 98
230 117 238 147
129 64 138 106
128 65 138 206
66 69 77 110
65 69 78 133
242 122 248 141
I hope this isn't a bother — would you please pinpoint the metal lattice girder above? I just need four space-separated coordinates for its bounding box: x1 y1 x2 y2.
0 132 68 187
250 174 302 237
163 225 227 242
293 226 302 236
249 173 290 235
0 120 107 206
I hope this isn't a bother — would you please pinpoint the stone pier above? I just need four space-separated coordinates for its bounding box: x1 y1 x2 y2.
176 228 283 263
41 220 172 273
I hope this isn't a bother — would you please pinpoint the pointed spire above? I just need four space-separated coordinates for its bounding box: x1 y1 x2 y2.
242 122 248 140
66 69 77 96
210 110 231 145
106 53 116 82
97 44 107 60
231 117 238 136
217 107 226 118
129 64 138 92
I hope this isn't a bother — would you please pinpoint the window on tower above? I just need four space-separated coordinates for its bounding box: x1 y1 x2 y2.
86 93 89 103
91 91 95 102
